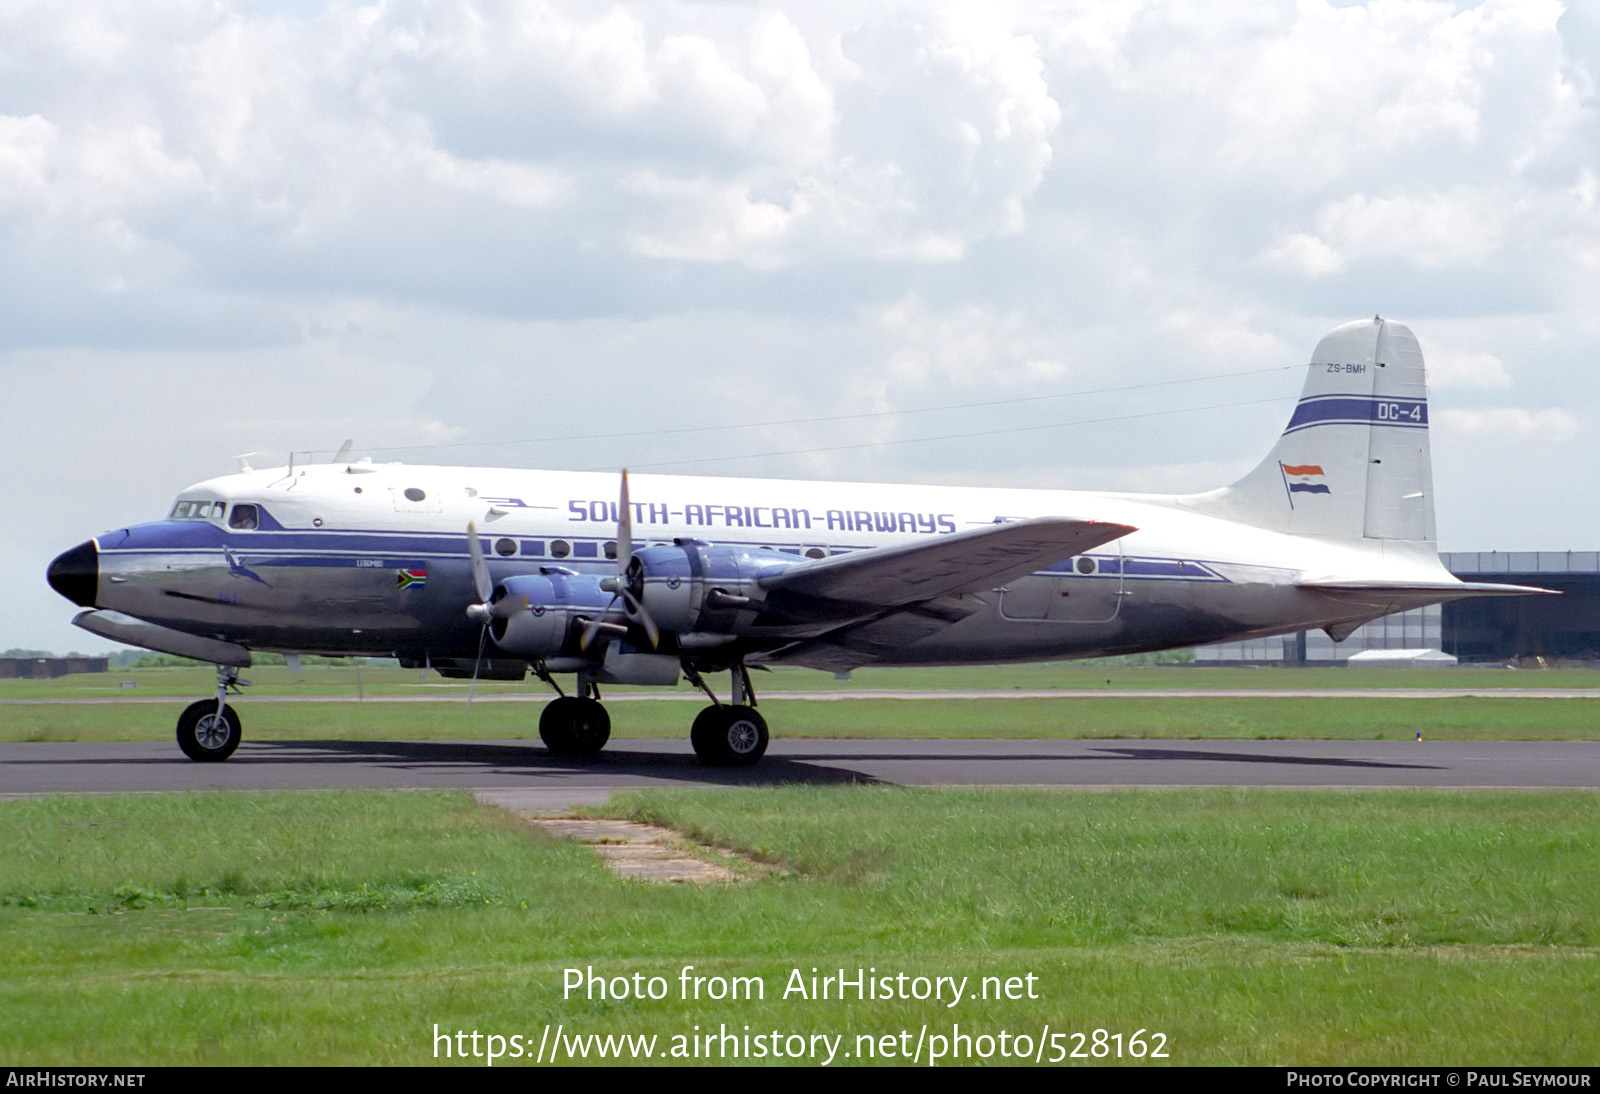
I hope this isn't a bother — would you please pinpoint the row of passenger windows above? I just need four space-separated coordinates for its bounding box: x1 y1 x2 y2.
493 538 831 560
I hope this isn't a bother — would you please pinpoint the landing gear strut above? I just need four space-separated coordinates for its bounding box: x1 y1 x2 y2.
176 665 247 762
529 659 768 766
685 662 769 766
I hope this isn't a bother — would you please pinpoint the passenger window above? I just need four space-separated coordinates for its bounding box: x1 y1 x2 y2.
229 504 259 530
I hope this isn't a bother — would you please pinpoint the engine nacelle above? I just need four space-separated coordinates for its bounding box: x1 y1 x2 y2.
488 572 611 658
489 542 809 660
631 540 804 634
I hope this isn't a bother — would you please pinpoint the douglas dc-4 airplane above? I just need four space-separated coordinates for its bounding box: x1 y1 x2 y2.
47 317 1541 766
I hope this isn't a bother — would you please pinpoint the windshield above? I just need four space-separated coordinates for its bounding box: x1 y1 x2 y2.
169 499 224 521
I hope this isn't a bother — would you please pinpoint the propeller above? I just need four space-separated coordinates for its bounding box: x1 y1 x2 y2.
580 470 661 651
462 520 526 707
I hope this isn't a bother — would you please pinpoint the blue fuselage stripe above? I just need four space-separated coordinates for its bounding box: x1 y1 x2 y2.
1282 395 1427 435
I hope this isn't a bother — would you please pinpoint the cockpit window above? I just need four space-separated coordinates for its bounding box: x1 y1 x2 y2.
169 499 224 521
228 504 260 530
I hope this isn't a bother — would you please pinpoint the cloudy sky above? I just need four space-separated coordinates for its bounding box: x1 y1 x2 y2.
4 0 1598 652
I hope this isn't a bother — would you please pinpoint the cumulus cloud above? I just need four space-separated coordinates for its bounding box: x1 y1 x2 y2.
873 293 1067 389
1425 347 1513 389
1436 406 1580 442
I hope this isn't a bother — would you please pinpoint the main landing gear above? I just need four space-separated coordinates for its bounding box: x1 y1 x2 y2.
683 663 768 767
531 660 769 766
176 665 247 762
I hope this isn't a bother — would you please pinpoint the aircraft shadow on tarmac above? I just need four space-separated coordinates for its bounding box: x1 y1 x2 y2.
238 738 880 787
1086 746 1446 770
790 745 1446 771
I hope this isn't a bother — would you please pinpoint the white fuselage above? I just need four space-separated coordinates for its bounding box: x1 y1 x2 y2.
76 459 1454 670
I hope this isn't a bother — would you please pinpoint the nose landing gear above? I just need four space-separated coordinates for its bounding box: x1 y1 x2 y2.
176 665 248 762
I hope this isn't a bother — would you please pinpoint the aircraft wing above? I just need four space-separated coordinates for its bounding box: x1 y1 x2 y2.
760 516 1136 607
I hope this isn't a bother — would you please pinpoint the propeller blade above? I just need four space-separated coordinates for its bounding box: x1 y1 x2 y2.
579 594 623 651
617 469 634 571
467 521 492 605
622 590 660 649
467 624 488 710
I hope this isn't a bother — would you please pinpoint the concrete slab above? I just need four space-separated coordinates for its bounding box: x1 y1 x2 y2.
476 792 771 884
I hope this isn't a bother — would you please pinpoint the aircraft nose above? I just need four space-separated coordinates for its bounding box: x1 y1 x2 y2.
47 540 99 607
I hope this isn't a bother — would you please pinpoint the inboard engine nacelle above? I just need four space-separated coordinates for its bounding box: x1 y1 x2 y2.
488 570 612 658
488 539 805 657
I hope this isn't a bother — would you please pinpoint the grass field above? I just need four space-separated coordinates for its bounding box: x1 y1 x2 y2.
3 787 1595 1066
4 662 1599 743
6 664 1595 1066
8 660 1600 700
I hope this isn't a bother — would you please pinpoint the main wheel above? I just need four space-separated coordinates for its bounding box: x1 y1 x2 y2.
176 700 241 762
539 696 611 756
690 704 768 766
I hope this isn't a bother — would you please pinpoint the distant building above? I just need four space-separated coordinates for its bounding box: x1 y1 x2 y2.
0 657 110 679
1194 551 1600 666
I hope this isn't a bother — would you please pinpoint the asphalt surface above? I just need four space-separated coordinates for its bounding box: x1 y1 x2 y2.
4 738 1597 809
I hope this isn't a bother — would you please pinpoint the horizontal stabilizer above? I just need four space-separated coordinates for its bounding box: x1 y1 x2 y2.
1298 579 1555 614
763 516 1137 607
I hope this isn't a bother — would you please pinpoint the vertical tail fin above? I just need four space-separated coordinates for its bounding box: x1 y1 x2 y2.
1182 317 1435 542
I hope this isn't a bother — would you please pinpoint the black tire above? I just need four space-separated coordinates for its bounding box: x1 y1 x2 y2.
539 696 611 756
176 700 241 762
690 704 768 766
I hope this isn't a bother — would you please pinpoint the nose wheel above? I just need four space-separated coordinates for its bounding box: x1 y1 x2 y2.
176 699 241 762
176 665 248 762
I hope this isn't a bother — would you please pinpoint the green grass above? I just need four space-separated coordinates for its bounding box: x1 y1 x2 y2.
5 659 1600 744
3 694 1597 742
3 788 1597 1065
6 661 1597 744
6 660 1600 702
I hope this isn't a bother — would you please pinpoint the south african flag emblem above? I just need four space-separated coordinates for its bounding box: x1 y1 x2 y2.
397 568 427 590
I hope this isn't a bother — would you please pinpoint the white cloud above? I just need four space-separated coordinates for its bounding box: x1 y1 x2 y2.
1436 406 1579 442
873 293 1067 389
1426 347 1513 389
1259 233 1345 277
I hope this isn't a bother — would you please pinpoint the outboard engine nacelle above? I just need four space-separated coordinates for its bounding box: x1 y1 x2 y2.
489 571 612 658
631 540 805 634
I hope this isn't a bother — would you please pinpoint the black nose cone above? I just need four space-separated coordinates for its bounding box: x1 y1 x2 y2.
47 540 98 607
